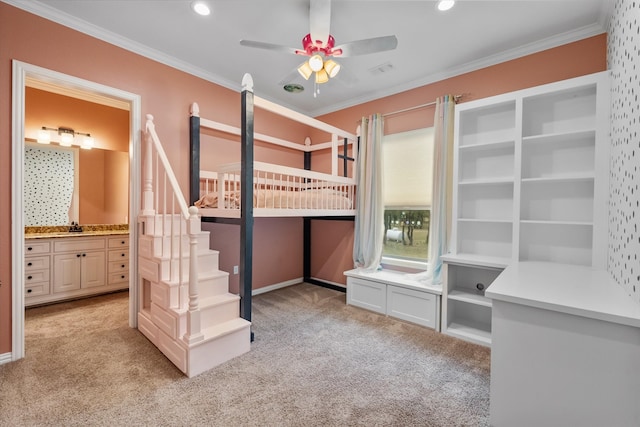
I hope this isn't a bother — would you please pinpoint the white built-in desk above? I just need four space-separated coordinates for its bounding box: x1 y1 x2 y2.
486 261 640 427
344 269 442 331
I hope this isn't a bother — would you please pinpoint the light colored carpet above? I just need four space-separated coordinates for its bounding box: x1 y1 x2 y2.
0 283 491 426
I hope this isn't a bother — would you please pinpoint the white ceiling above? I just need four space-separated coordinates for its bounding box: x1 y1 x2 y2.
6 0 612 116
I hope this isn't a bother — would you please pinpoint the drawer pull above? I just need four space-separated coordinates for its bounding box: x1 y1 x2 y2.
121 241 125 245
27 289 32 293
27 262 33 267
27 275 32 280
121 264 125 268
121 253 125 257
27 247 33 251
121 275 125 279
77 254 81 258
82 253 86 257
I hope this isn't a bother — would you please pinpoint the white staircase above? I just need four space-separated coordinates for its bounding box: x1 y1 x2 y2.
137 115 251 377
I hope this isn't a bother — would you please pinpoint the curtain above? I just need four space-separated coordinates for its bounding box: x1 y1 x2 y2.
353 113 385 271
409 95 455 285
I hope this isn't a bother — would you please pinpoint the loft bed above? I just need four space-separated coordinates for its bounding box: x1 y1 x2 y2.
189 74 358 329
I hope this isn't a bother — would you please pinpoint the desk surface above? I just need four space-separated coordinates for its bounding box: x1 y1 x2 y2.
486 261 640 328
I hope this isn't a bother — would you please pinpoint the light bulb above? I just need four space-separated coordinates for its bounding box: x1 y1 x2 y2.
60 131 74 146
308 54 324 72
37 128 51 144
315 69 329 84
324 59 341 78
297 61 313 80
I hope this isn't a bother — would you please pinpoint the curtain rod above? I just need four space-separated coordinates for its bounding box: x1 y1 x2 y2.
382 94 464 118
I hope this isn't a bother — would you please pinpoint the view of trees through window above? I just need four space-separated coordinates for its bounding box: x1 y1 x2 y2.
383 209 430 260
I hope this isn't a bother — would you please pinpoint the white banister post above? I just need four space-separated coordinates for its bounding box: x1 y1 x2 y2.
142 114 155 216
183 206 204 344
331 133 338 177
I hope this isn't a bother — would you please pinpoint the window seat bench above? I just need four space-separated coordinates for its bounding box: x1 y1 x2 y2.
344 268 442 331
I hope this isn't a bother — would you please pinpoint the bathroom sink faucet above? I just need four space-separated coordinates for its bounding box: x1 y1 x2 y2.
69 221 83 232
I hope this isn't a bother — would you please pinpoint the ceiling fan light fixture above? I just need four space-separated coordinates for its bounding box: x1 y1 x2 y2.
309 54 324 72
324 59 341 78
437 0 455 11
315 68 329 84
297 61 313 80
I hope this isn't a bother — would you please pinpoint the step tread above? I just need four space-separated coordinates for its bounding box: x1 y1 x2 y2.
174 292 239 314
199 317 251 341
160 269 229 287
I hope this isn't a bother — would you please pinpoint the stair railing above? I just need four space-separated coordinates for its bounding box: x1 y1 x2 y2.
144 114 204 344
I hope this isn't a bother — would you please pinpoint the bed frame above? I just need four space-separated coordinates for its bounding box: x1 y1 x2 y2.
189 74 358 330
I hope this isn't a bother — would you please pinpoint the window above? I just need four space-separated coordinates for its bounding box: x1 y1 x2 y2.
381 128 434 266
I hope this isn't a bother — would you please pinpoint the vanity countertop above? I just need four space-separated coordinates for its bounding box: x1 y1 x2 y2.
25 224 129 239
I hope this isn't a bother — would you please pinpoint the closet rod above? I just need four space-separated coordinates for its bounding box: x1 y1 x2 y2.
383 94 463 118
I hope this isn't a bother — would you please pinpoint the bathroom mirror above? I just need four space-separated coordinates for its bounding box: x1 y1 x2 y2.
24 142 129 226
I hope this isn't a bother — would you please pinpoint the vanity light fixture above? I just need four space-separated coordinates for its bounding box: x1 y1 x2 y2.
37 126 95 149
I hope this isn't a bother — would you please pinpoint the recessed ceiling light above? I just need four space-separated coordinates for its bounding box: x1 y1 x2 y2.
191 1 211 16
283 84 304 94
437 0 455 12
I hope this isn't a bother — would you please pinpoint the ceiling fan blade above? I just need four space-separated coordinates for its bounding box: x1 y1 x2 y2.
332 35 398 57
240 39 301 55
309 0 331 45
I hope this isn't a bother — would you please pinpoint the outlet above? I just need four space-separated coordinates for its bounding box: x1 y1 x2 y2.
233 265 239 275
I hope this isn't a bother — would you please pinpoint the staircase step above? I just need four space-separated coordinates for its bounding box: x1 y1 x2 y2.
152 270 230 310
157 250 220 283
187 318 251 377
198 293 241 327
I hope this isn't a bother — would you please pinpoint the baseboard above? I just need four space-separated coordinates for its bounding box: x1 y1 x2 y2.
252 278 302 296
0 352 13 365
307 277 347 292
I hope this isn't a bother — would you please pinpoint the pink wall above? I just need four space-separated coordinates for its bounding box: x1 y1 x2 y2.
0 3 310 354
0 1 607 354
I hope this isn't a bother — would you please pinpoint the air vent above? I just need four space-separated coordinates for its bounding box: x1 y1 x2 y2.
369 62 394 76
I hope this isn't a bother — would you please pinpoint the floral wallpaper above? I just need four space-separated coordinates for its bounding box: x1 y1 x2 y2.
24 145 75 226
607 0 640 303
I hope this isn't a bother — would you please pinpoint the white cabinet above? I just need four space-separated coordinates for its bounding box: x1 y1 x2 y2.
25 241 51 299
441 260 502 346
25 234 129 306
444 71 610 345
107 236 129 285
345 269 441 330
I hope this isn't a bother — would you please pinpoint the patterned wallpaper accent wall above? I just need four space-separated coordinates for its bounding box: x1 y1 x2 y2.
25 145 76 226
607 0 640 303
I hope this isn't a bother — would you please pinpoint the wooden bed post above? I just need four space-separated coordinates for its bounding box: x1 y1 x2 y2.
303 150 312 282
189 103 201 206
240 74 254 339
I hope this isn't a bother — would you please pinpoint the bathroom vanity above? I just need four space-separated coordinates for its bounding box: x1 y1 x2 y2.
25 225 129 306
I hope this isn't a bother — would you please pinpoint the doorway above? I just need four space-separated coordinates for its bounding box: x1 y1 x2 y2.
11 61 141 361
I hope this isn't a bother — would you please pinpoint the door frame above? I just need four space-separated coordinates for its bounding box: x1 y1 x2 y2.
11 60 141 360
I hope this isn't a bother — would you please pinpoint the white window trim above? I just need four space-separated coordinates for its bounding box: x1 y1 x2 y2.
381 256 428 271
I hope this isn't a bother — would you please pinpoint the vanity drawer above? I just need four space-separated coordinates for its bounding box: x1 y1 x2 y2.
25 269 50 283
108 250 129 262
108 236 129 248
109 260 129 273
25 281 50 298
25 241 51 255
54 238 105 253
25 255 50 271
108 271 129 285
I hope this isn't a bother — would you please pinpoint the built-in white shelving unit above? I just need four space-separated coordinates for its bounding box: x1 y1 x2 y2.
442 71 610 346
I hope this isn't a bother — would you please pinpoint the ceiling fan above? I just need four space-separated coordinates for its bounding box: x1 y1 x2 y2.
239 0 398 94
